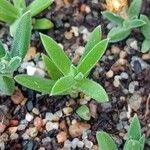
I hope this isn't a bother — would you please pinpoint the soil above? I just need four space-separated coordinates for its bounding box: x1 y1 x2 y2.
0 0 150 150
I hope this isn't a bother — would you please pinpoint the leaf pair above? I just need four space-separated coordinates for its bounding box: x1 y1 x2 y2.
96 115 145 150
0 0 54 36
0 12 31 95
102 0 146 43
15 26 109 103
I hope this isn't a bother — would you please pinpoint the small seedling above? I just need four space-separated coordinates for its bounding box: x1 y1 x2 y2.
96 115 145 150
0 0 54 36
102 0 145 43
0 12 31 95
15 26 109 103
140 15 150 52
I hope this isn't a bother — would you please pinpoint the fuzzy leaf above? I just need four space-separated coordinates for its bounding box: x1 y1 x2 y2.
77 39 108 76
51 75 76 95
76 105 91 121
42 54 63 80
13 0 26 9
128 115 141 141
139 135 145 150
123 140 141 150
141 39 150 53
108 27 131 43
0 0 18 22
96 131 118 150
0 41 5 58
140 15 150 39
78 79 108 103
10 11 32 58
40 33 71 75
33 18 54 30
0 75 15 95
128 0 142 19
15 74 55 94
80 26 102 61
102 11 124 26
123 19 145 29
27 0 54 16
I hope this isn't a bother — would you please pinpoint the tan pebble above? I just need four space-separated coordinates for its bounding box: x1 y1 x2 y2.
106 70 114 78
142 53 150 60
26 127 38 138
63 107 73 115
25 47 36 61
117 58 127 65
89 102 97 118
38 147 45 150
113 79 120 87
32 108 40 115
119 51 127 58
0 123 6 133
111 45 121 54
11 89 24 105
92 145 99 150
8 127 17 134
57 131 67 143
10 119 19 126
34 117 43 130
69 122 90 138
59 121 67 131
64 31 73 40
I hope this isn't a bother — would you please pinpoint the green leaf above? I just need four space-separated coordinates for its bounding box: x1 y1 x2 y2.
0 0 18 22
128 0 142 19
77 39 108 76
102 11 124 26
140 15 150 39
0 41 5 58
51 75 76 95
78 78 109 103
108 27 131 43
96 131 118 150
80 26 102 61
141 39 150 53
40 33 72 75
42 54 63 80
123 19 145 29
123 140 141 150
139 135 145 150
128 115 141 141
76 105 91 121
0 75 15 95
33 18 54 30
15 74 55 94
10 11 32 58
27 0 54 16
13 0 26 9
10 17 20 37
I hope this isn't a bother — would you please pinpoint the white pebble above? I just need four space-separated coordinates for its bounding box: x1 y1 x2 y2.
26 65 36 75
25 113 34 122
45 122 59 132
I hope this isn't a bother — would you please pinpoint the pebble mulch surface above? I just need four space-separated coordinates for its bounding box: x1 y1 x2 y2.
0 0 150 150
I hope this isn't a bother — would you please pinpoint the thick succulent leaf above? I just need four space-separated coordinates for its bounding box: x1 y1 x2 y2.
123 19 145 29
33 18 54 30
10 11 32 58
78 79 109 103
42 54 63 80
123 140 141 150
102 11 124 26
128 0 142 19
80 26 102 61
0 0 18 22
27 0 54 16
0 12 16 24
40 33 71 75
139 135 145 150
13 0 26 9
0 41 5 58
51 75 76 95
96 131 118 150
128 115 141 140
0 75 15 95
140 15 150 39
76 105 91 121
15 74 55 94
141 39 150 53
108 27 131 43
10 17 20 37
77 39 108 76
